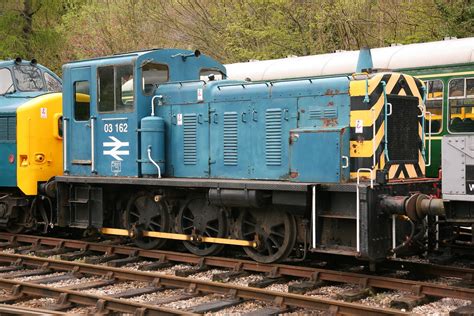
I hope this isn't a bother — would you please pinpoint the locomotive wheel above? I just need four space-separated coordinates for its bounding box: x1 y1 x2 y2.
126 192 170 250
237 209 296 263
177 197 228 256
6 206 27 234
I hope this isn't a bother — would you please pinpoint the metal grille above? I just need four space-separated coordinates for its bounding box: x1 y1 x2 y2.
386 95 419 162
223 112 238 166
309 107 338 120
183 114 197 165
265 108 282 166
0 116 16 141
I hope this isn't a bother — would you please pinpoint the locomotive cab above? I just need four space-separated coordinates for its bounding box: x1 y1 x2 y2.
62 49 225 178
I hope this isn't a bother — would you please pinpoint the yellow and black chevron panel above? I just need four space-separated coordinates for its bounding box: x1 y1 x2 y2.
349 73 425 180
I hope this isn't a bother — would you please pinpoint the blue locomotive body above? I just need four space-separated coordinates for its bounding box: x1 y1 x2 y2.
154 76 350 183
56 49 442 263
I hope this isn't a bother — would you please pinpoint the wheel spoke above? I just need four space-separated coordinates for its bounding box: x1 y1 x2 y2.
268 235 282 248
183 225 194 232
205 225 219 234
265 241 274 256
243 230 256 237
149 220 162 230
182 215 194 222
243 220 256 226
270 227 285 239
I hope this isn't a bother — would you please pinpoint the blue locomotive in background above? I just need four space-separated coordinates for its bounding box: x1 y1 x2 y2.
0 58 62 233
49 48 445 263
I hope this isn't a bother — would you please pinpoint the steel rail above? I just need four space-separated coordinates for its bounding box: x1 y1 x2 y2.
0 233 472 301
0 304 69 315
0 278 196 316
0 252 407 316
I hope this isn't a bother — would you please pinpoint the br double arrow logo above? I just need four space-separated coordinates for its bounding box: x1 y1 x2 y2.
103 136 129 161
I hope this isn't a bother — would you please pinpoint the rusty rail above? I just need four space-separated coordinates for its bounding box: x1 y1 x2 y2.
0 233 472 301
0 252 407 315
0 279 196 315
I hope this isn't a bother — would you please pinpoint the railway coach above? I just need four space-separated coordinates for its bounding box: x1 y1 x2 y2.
53 48 444 263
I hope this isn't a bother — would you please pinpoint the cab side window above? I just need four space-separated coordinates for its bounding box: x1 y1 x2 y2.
74 81 90 121
98 64 134 113
44 72 62 92
424 79 443 133
142 63 168 95
449 77 474 132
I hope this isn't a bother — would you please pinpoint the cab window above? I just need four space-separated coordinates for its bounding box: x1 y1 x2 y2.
424 79 443 133
142 63 168 95
200 68 224 81
13 64 44 91
98 64 134 113
0 68 14 94
449 77 474 132
44 72 62 92
74 81 90 121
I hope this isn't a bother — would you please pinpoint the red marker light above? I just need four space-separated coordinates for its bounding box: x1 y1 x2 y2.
8 154 14 164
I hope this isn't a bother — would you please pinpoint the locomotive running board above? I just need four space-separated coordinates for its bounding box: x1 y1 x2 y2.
100 228 258 248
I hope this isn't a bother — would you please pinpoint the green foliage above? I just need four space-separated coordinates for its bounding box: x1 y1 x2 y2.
0 0 472 74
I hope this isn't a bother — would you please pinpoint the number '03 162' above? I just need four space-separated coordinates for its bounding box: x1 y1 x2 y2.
103 123 128 133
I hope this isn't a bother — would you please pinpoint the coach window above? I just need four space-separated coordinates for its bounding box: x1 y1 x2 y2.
141 63 168 95
425 79 443 133
0 68 14 94
448 77 474 132
98 64 134 113
74 81 90 121
44 72 62 92
200 69 224 81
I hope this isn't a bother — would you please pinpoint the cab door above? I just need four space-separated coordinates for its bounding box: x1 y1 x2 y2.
94 64 137 177
66 67 93 176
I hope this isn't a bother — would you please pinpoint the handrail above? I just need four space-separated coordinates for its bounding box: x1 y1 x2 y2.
425 111 432 167
419 85 427 162
63 117 69 173
381 81 391 162
147 146 162 178
90 117 96 174
372 107 376 168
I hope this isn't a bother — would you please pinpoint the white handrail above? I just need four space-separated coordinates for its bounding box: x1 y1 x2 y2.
425 111 432 167
90 117 96 173
63 118 68 172
372 108 376 168
147 146 162 178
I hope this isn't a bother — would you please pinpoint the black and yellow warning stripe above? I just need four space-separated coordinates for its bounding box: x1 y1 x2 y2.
348 73 425 180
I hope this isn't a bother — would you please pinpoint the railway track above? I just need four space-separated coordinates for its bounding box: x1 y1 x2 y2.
0 233 472 315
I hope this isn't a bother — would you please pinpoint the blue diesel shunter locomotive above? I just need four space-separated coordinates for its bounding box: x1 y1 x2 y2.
55 49 444 263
